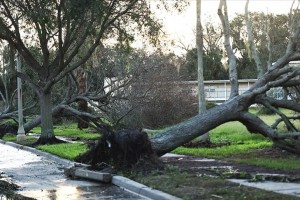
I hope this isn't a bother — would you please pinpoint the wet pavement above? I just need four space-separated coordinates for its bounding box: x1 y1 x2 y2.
0 142 146 199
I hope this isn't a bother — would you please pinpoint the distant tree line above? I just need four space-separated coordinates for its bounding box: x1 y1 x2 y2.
179 12 290 81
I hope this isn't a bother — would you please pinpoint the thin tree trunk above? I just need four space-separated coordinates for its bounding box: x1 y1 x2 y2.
196 0 209 142
75 67 89 129
218 0 239 98
197 0 206 114
77 99 89 129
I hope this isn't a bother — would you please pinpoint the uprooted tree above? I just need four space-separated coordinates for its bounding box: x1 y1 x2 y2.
75 0 300 168
2 0 300 168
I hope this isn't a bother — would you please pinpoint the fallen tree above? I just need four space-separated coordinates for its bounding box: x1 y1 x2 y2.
2 0 300 168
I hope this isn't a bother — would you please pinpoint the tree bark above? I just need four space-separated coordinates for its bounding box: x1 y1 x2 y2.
218 0 239 98
150 94 248 156
196 0 210 143
36 91 56 143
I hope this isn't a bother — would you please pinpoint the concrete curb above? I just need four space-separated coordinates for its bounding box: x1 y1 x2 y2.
112 176 182 200
0 139 182 200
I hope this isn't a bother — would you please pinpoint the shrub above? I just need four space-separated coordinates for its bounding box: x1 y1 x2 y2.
257 106 276 115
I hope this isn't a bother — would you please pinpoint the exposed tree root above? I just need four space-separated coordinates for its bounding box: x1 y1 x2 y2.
76 128 160 170
32 136 66 146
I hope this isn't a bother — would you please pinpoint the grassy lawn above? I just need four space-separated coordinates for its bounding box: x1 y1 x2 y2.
36 143 88 160
173 121 273 158
2 125 94 160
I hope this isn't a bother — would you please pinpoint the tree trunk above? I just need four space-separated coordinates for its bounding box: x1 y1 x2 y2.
150 94 249 156
24 105 63 132
35 91 57 144
218 0 239 98
196 0 210 143
75 67 89 129
77 99 89 129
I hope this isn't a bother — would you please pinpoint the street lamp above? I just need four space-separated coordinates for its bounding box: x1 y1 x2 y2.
15 51 26 142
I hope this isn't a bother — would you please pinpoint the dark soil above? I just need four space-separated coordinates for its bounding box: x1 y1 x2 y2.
161 147 300 182
132 147 300 200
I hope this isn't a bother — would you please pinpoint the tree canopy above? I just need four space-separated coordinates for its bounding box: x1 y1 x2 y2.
0 0 164 143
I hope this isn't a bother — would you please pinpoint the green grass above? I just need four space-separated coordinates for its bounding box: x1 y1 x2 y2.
2 135 37 145
31 126 100 140
37 143 88 160
234 157 300 170
173 121 273 158
2 134 17 142
173 141 272 158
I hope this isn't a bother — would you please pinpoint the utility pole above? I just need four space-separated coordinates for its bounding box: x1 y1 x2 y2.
15 51 26 142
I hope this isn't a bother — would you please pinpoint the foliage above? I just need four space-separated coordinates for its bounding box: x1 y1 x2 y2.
257 106 276 115
0 0 165 141
180 48 228 81
206 102 218 109
98 50 198 129
230 12 289 76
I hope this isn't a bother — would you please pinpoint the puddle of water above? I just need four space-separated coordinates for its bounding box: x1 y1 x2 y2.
191 165 233 169
191 159 216 162
18 185 146 200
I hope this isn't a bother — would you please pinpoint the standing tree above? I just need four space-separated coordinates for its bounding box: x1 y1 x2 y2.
218 0 239 98
196 0 209 143
0 0 163 144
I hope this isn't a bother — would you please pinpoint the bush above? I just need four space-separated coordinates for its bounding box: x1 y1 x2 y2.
206 102 218 109
257 106 276 115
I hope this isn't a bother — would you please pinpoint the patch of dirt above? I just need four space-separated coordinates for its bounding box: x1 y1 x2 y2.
161 147 300 182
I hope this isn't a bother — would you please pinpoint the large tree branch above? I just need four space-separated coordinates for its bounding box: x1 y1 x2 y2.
255 95 300 112
238 111 278 138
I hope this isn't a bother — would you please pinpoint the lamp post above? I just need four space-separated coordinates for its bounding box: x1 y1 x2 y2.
15 51 26 142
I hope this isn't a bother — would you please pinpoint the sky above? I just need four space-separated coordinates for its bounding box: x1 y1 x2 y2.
148 0 296 55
